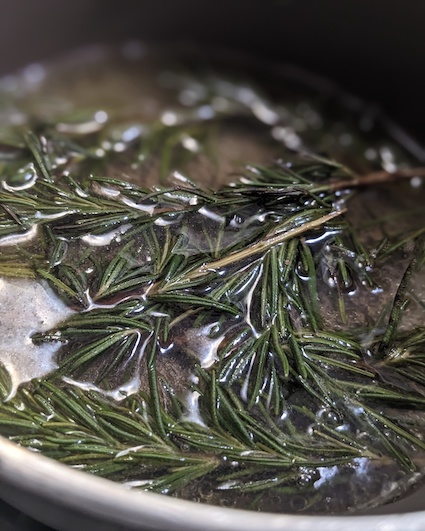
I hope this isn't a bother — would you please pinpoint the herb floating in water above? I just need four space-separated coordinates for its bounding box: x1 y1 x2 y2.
0 47 424 514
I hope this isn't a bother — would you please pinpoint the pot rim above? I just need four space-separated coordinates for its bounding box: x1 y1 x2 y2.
0 436 424 531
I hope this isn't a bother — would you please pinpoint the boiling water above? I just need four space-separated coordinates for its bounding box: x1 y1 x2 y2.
0 44 424 515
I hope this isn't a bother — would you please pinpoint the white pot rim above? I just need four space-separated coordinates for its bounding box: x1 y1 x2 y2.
0 436 423 531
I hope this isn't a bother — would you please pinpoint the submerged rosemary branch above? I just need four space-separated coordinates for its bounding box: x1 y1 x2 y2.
0 120 424 513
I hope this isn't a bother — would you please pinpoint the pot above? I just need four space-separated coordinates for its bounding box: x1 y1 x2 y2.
0 1 424 529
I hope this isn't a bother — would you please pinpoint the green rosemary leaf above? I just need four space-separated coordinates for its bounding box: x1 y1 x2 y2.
247 330 271 409
378 254 417 357
271 325 290 378
146 323 167 440
288 333 308 380
215 387 254 446
25 132 53 182
63 314 151 333
57 329 140 375
36 268 81 302
299 242 321 329
39 382 117 444
149 293 239 315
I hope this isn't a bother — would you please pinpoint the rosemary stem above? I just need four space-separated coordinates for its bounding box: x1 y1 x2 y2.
328 167 425 192
166 209 346 285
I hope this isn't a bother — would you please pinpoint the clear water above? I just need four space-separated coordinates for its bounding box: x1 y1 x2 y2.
0 45 424 515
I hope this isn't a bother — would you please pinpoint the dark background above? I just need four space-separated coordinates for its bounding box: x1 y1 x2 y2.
0 0 424 134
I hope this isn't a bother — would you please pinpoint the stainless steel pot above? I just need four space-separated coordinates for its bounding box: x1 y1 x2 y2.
0 1 424 529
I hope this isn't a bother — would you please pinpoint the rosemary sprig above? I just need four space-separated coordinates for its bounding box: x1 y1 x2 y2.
0 127 424 512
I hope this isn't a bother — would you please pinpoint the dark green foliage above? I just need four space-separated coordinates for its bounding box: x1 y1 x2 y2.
0 128 424 513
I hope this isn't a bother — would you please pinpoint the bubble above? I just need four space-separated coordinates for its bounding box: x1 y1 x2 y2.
161 111 178 126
